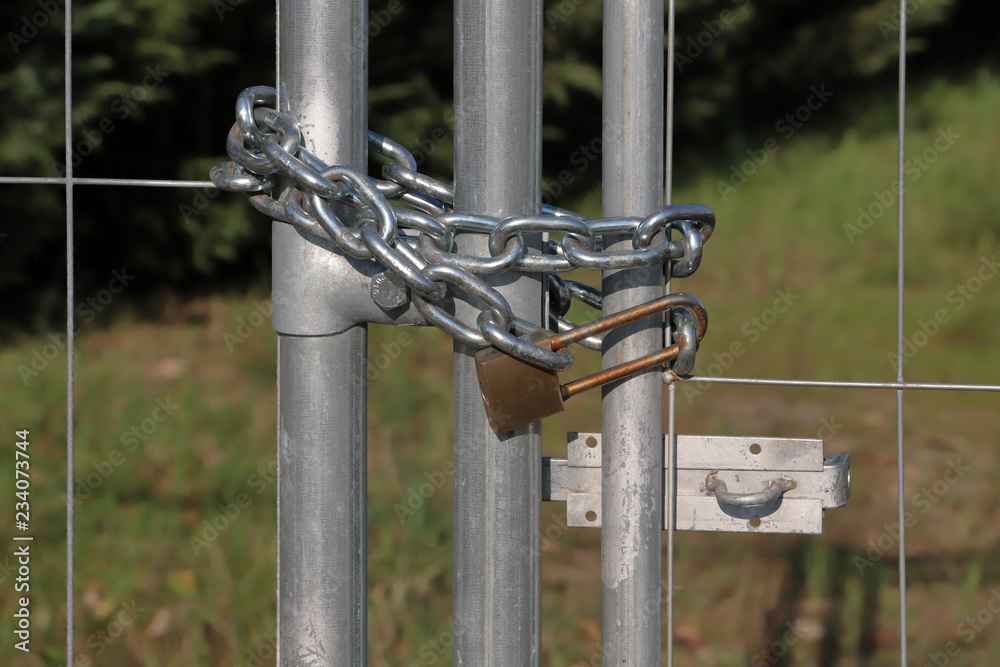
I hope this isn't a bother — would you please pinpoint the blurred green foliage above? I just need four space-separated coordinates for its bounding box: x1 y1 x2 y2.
3 70 1000 655
0 0 997 329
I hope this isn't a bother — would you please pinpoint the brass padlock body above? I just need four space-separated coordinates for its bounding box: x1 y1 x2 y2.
475 329 565 435
475 294 708 435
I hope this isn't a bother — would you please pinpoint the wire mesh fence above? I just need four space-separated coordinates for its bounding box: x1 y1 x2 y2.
2 0 999 665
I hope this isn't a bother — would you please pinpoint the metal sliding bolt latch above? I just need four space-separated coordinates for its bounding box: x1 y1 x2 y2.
542 433 850 534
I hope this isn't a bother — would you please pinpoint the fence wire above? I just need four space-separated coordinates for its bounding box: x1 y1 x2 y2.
896 7 908 663
5 0 997 664
63 1 74 660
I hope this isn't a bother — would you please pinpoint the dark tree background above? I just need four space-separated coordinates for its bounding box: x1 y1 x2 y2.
1 0 997 331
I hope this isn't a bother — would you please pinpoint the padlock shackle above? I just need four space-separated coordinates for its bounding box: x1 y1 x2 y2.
550 293 707 351
558 294 708 400
562 345 681 399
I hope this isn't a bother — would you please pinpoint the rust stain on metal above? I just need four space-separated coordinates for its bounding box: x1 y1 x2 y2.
477 294 709 433
550 293 707 351
563 347 679 399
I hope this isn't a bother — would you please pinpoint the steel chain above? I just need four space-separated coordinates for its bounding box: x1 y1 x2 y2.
211 86 715 372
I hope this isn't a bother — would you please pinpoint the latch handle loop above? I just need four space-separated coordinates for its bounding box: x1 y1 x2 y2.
705 473 796 507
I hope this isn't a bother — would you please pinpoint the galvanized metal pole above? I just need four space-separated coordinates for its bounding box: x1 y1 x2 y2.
601 1 664 664
664 1 678 663
453 0 543 663
274 0 368 664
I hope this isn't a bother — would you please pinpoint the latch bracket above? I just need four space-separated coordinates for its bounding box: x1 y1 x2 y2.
542 432 850 534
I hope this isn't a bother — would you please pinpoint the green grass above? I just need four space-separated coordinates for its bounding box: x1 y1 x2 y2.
2 71 999 665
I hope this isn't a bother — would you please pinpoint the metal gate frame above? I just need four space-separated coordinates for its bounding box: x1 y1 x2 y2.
266 0 669 662
270 0 670 662
6 0 1000 665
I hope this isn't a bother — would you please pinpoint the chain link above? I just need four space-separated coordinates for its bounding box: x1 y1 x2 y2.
211 86 716 371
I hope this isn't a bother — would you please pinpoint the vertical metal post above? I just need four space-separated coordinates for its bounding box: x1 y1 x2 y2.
664 0 677 663
274 0 369 664
601 1 664 664
453 0 543 663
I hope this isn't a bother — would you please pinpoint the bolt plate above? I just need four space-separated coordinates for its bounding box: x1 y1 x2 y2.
542 433 851 534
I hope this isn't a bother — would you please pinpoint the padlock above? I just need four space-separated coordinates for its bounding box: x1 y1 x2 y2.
475 293 707 434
